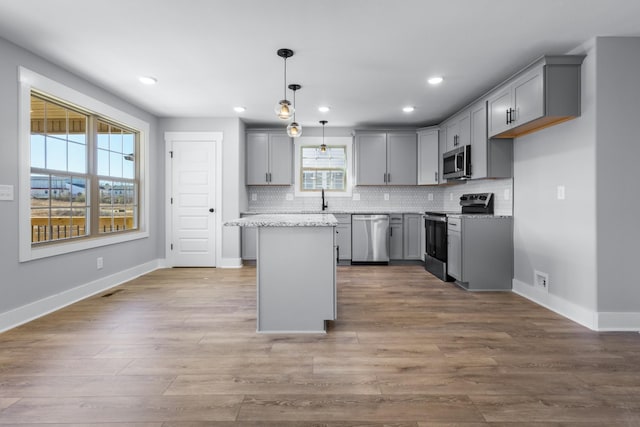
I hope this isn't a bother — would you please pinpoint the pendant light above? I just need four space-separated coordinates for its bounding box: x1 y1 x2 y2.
287 84 302 137
319 120 328 153
275 48 294 120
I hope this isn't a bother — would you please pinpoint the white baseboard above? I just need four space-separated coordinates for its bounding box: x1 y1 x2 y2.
512 278 598 330
596 312 640 331
0 259 162 333
219 257 243 268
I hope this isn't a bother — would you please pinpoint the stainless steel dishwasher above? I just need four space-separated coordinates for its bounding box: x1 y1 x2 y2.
351 214 390 263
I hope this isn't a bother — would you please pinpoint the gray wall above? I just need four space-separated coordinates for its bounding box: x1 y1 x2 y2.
595 37 640 312
513 39 598 311
158 117 244 261
0 37 162 314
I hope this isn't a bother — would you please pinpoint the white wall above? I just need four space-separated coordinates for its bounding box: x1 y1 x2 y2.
0 37 163 325
512 39 598 316
595 37 640 314
158 117 244 264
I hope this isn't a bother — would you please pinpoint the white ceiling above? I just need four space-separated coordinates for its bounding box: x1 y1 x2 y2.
1 0 639 128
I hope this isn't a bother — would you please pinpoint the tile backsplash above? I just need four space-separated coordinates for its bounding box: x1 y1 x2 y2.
247 178 513 216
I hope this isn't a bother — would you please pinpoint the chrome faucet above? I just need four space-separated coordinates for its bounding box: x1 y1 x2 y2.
321 188 328 211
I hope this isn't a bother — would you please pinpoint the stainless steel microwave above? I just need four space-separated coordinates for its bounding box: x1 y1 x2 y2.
442 145 471 179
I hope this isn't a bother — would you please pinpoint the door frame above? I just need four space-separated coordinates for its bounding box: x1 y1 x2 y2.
164 131 223 267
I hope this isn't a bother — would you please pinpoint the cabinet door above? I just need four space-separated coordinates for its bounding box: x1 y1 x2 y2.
457 112 471 147
335 224 351 260
447 230 462 280
444 121 458 153
513 67 544 126
387 133 417 185
487 87 512 138
246 133 269 185
390 222 403 260
470 101 488 179
355 133 387 185
268 134 293 185
417 129 439 185
403 214 422 260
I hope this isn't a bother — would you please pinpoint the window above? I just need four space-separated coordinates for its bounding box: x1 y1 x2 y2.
300 146 347 191
293 136 353 198
19 67 149 261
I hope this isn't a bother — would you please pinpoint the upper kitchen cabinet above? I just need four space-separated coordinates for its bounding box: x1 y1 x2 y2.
443 111 470 153
487 55 585 139
246 130 293 185
469 100 513 179
355 131 417 185
417 127 439 185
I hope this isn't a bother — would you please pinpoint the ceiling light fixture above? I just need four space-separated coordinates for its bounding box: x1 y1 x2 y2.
319 120 328 153
275 48 295 120
138 76 157 85
428 76 444 85
318 106 330 113
233 106 246 113
403 106 415 113
287 84 302 137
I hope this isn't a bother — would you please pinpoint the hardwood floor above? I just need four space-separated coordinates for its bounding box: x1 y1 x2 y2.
1 265 640 425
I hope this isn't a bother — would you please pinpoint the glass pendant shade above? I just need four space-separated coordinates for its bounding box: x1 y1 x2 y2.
275 100 294 120
320 144 327 153
287 121 302 137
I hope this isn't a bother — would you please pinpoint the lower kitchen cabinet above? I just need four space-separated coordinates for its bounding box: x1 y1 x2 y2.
241 214 256 260
334 214 351 260
389 214 403 260
447 215 513 290
403 214 423 260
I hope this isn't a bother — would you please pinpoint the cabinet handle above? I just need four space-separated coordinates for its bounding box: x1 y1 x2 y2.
435 171 438 182
266 172 269 183
387 173 391 183
383 173 387 183
506 109 510 125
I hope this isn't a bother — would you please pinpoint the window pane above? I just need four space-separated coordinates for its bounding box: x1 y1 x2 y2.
110 152 123 177
44 102 67 135
31 174 49 205
68 142 86 174
31 134 45 169
123 153 135 179
110 126 123 152
67 111 87 144
97 132 109 149
97 149 109 176
46 136 67 171
123 132 135 154
50 176 71 207
70 207 88 238
31 207 49 243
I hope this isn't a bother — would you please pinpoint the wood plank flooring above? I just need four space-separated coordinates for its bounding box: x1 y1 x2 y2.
1 265 640 425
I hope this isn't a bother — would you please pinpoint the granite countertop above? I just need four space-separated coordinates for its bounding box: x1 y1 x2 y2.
225 213 338 227
241 209 427 215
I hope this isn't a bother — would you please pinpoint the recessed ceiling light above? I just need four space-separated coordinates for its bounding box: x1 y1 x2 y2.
318 106 330 113
403 106 415 113
428 76 443 85
233 106 246 113
138 76 157 85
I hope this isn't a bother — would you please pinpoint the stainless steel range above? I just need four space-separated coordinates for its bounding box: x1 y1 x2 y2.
424 193 494 280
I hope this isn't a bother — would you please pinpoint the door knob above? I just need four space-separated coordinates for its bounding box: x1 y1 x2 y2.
209 208 215 212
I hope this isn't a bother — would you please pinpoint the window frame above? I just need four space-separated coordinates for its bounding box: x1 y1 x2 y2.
293 136 353 198
18 67 150 262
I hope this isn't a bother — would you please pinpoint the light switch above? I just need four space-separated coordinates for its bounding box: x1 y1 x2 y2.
428 193 434 201
384 193 390 201
557 185 565 200
504 188 511 201
251 193 257 201
0 184 14 201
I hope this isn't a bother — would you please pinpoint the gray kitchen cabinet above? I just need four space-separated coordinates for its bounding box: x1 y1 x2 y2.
417 127 439 185
355 131 417 185
403 214 422 260
389 214 404 260
334 214 351 260
444 111 470 153
246 131 292 185
447 215 513 290
469 100 513 179
241 214 257 260
487 55 585 139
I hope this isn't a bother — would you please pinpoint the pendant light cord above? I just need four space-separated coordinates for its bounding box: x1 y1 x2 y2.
283 58 287 100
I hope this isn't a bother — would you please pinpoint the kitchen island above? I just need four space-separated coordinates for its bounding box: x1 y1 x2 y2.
225 214 338 333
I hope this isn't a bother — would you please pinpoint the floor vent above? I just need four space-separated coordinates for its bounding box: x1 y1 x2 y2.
101 289 124 298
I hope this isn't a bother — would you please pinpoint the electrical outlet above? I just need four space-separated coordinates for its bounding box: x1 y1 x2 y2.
534 270 549 291
352 193 360 201
428 193 434 201
557 185 565 200
449 193 453 201
251 193 257 201
285 193 293 201
97 257 104 270
0 184 14 201
504 188 511 201
384 193 390 201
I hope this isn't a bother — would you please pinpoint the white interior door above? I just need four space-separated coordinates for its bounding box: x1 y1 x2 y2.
170 139 217 267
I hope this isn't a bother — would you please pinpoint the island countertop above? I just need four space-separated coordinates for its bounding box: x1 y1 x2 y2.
224 213 338 227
